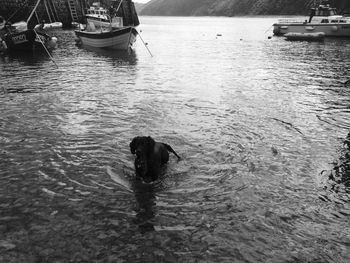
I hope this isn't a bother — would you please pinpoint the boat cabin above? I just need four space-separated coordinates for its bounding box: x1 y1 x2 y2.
85 1 125 28
87 8 108 17
311 4 337 17
308 4 348 23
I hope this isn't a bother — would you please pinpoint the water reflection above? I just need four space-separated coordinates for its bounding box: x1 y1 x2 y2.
2 17 350 262
0 50 51 66
76 45 138 66
132 179 157 233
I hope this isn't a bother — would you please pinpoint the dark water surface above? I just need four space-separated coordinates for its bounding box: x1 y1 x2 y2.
1 16 350 262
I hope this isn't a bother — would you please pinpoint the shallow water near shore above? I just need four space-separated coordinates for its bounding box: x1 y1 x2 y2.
0 16 350 262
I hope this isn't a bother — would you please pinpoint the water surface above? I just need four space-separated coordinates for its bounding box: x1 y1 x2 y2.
0 16 350 262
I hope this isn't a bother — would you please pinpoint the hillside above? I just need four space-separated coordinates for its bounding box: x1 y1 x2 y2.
140 0 350 16
134 3 146 13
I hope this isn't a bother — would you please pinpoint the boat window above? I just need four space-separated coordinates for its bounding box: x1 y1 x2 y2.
331 20 346 23
316 10 330 16
321 19 329 23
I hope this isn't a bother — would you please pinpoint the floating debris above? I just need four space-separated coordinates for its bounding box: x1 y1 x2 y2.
271 147 278 156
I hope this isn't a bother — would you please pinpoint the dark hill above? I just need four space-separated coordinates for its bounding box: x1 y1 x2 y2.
140 0 350 16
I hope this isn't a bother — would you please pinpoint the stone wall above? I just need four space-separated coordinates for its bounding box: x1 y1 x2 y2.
0 0 86 27
0 0 138 28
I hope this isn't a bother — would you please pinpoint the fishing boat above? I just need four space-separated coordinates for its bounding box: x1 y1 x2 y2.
1 0 58 52
86 2 123 28
2 22 57 52
273 0 350 37
75 26 137 50
75 0 139 50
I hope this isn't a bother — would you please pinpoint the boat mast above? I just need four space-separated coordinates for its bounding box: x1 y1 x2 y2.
27 0 42 23
116 0 124 12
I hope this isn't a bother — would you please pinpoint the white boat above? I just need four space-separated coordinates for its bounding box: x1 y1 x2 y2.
75 0 139 50
37 22 63 30
75 25 138 50
273 1 350 37
86 2 123 29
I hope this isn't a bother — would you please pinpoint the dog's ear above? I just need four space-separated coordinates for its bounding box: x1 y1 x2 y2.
145 136 155 155
130 137 139 154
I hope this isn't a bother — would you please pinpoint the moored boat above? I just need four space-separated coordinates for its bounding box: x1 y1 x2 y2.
75 0 139 51
2 21 57 52
273 1 350 37
1 0 58 53
35 21 63 30
86 2 123 29
75 26 137 50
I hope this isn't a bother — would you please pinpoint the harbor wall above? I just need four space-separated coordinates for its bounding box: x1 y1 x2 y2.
0 0 83 27
0 0 100 28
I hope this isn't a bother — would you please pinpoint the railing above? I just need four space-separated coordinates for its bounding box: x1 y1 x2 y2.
277 18 307 24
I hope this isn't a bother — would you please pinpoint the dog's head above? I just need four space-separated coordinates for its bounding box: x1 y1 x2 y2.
130 136 156 178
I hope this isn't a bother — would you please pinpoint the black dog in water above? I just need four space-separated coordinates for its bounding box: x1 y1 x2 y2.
130 136 181 182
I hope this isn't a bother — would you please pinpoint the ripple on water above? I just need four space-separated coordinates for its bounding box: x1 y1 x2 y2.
1 17 350 262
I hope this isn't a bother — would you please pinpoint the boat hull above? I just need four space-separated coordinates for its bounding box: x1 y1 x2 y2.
284 32 325 41
75 27 138 50
2 29 57 52
273 23 350 37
